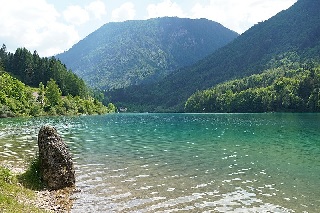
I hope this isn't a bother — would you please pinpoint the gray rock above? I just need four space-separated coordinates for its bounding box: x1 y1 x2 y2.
38 125 75 190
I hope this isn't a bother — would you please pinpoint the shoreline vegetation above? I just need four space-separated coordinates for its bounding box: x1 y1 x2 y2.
0 45 113 212
0 71 116 118
0 45 117 118
185 59 320 113
0 162 74 212
0 125 77 213
1 126 77 212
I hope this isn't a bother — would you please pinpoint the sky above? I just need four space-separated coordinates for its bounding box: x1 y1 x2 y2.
0 0 297 57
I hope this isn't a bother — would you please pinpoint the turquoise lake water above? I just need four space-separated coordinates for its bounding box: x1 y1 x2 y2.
0 113 319 212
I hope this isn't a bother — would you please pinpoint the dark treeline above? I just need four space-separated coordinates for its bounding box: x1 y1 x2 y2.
108 0 320 112
0 44 88 98
185 53 320 113
0 45 116 117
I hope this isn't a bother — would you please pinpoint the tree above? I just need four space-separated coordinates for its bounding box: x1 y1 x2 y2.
107 103 117 113
45 79 62 108
307 88 320 111
37 82 45 106
0 44 7 71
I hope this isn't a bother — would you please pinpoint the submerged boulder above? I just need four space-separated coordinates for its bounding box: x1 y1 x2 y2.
38 125 75 190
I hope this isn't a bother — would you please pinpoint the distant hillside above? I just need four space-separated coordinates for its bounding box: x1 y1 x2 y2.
185 55 320 113
109 0 320 112
56 17 238 90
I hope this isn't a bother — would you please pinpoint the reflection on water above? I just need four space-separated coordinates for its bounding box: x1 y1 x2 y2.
0 113 319 212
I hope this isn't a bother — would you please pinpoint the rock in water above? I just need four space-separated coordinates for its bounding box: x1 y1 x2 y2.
38 125 75 190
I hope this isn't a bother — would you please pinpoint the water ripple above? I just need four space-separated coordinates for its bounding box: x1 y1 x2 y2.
1 114 320 212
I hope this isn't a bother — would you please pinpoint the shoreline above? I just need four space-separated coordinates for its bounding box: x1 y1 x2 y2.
1 124 77 212
1 163 75 213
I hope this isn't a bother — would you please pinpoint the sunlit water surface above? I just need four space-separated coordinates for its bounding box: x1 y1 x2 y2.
0 113 319 212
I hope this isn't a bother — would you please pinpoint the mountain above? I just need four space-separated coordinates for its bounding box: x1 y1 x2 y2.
56 17 238 90
185 57 320 113
109 0 320 112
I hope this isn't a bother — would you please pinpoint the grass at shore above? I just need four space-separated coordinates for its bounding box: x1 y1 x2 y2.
0 166 47 213
18 157 45 190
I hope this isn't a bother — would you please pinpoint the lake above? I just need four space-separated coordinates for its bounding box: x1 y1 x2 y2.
0 113 319 212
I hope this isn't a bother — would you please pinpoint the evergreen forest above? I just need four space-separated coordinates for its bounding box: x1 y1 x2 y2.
185 53 320 112
0 45 116 117
2 0 319 114
107 0 320 112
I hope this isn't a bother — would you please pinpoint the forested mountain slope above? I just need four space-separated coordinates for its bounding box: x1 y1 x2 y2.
109 0 320 112
56 17 238 90
185 55 320 113
0 46 88 97
0 46 115 117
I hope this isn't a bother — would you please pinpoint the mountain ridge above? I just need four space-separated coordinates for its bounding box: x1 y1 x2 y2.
57 17 238 90
109 0 320 112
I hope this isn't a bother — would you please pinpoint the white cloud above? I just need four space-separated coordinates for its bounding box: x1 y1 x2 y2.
0 0 80 56
63 5 90 26
191 0 297 33
0 0 297 56
147 0 185 18
111 2 136 22
63 1 107 25
31 23 80 57
86 0 106 19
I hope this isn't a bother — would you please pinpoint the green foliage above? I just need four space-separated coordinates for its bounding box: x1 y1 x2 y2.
1 47 89 98
0 167 14 184
37 82 45 106
0 46 115 117
185 60 320 113
18 157 44 190
106 103 117 113
0 105 15 118
57 17 238 90
109 0 320 112
0 72 34 116
0 71 113 117
45 79 62 108
0 166 46 212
